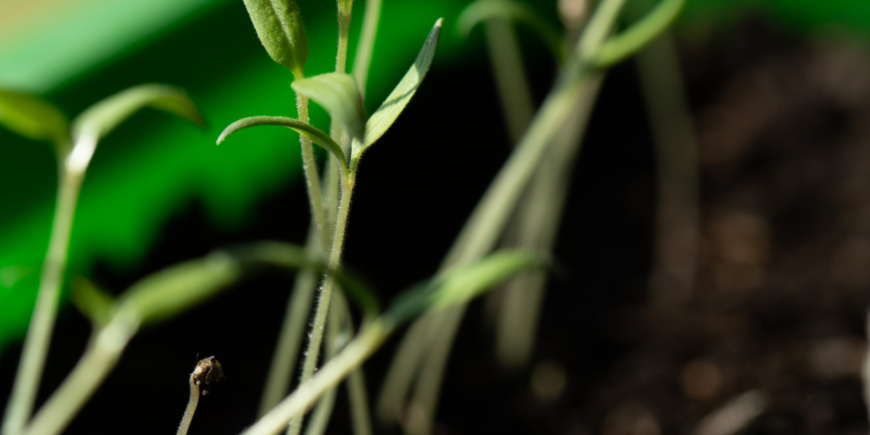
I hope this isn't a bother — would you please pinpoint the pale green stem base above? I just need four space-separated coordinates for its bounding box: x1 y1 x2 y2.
495 74 605 367
2 163 82 435
635 29 699 308
177 373 201 435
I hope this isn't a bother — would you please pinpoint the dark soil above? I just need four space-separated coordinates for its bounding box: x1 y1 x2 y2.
3 17 870 435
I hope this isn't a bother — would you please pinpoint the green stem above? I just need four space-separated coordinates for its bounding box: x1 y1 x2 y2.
258 230 322 416
378 0 629 430
2 149 82 435
294 84 329 249
300 296 342 435
351 0 382 99
496 74 605 367
635 27 699 307
288 173 354 435
244 322 390 435
18 315 138 435
482 0 535 145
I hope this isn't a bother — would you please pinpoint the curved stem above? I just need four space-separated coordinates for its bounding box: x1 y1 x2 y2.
2 151 82 435
378 0 630 430
19 316 137 435
177 374 201 435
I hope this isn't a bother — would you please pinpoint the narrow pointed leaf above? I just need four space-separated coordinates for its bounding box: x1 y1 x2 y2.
292 73 366 142
71 84 203 141
244 0 308 76
116 252 241 325
359 18 443 153
0 89 69 145
70 278 116 328
457 0 567 63
384 250 547 324
218 116 347 169
231 241 381 320
592 0 686 68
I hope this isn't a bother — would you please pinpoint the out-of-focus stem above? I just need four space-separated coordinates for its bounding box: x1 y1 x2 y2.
496 74 604 367
635 26 698 308
2 144 81 435
483 1 534 145
352 0 382 100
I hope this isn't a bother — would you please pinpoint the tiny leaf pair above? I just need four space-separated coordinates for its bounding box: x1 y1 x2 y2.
219 19 444 171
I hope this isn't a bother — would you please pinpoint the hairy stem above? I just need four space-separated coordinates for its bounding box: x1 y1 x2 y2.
2 152 82 435
288 174 354 435
259 230 322 416
294 87 329 249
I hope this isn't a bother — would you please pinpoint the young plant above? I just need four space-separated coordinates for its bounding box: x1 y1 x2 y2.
377 0 689 433
0 84 202 435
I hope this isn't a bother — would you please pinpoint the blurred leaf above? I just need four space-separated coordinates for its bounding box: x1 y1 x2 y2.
384 250 547 324
115 252 241 325
70 278 115 328
592 0 687 67
292 73 366 143
218 116 347 169
0 89 70 147
71 84 203 142
457 0 566 63
231 241 381 320
243 0 309 76
358 18 443 154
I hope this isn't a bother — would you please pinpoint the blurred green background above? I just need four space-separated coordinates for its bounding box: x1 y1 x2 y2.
0 0 868 356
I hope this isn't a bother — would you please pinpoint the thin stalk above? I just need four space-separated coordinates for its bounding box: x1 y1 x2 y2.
288 173 354 435
19 316 138 435
293 85 329 249
482 0 535 144
378 0 628 429
300 296 342 435
244 322 389 435
496 74 604 367
258 230 323 416
177 373 201 435
2 148 81 435
352 0 382 99
635 27 699 308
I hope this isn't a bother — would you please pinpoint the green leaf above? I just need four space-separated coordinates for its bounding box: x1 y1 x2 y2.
457 0 567 63
592 0 687 68
217 116 347 170
358 18 443 154
384 250 547 324
291 73 366 143
0 89 70 147
70 278 116 328
71 84 203 142
230 241 381 320
115 252 241 326
243 0 309 76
